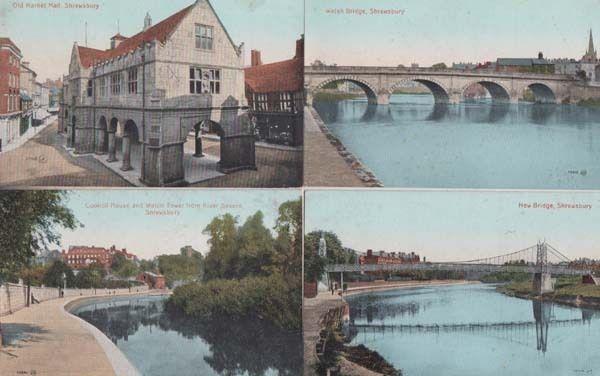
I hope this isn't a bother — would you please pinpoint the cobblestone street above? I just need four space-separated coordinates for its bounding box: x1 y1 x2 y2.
0 121 302 188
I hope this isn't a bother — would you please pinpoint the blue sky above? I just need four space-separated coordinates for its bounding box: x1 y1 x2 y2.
53 189 300 259
306 0 600 66
305 190 600 262
0 0 303 81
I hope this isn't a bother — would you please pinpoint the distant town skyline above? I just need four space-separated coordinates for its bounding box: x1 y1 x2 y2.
54 190 299 260
0 0 303 81
306 0 600 67
305 190 600 262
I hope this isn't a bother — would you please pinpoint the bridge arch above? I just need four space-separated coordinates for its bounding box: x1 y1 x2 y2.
522 83 557 104
389 78 451 104
461 81 511 103
314 77 378 105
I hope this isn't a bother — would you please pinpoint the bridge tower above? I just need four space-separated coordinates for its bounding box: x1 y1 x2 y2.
533 242 554 295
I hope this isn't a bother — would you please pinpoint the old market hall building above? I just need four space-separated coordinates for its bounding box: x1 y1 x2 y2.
59 0 255 186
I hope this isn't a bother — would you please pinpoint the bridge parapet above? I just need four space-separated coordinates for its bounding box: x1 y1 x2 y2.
306 66 575 82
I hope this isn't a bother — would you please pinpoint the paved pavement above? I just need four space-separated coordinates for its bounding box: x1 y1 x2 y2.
302 292 346 376
0 121 302 188
0 122 130 188
303 107 367 187
0 292 150 376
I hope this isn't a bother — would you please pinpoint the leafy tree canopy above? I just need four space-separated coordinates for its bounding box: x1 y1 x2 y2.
0 191 79 279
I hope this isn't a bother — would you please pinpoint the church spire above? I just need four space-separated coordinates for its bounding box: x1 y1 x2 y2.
589 29 595 55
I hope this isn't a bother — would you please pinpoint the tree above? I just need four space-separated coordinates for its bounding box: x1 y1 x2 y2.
203 214 239 280
74 263 105 288
237 211 275 277
305 231 354 264
20 265 48 286
273 199 302 276
42 260 75 288
0 191 78 279
432 62 447 69
111 253 139 278
158 252 203 287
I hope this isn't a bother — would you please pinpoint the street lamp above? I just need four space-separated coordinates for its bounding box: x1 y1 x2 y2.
61 272 66 297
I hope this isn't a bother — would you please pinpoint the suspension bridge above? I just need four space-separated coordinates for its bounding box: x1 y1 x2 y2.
325 242 595 294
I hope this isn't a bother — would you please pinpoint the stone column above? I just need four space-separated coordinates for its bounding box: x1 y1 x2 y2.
120 134 132 171
194 128 203 158
107 131 118 162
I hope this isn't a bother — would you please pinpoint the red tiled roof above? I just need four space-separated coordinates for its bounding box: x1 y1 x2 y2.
77 4 194 68
0 37 21 54
244 57 304 94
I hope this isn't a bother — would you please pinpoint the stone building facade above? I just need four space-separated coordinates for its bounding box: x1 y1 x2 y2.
59 0 255 186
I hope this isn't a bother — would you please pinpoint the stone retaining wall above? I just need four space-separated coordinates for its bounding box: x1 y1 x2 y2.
0 283 148 316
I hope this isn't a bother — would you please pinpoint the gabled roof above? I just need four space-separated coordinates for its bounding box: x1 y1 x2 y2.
76 4 194 68
244 57 303 93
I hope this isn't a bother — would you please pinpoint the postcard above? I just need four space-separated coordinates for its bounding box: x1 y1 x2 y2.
0 0 303 188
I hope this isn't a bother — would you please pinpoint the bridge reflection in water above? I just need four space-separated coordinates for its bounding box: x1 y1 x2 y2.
346 297 600 354
315 98 560 126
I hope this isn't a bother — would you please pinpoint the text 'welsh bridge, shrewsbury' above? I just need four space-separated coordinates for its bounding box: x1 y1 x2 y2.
326 242 595 295
305 66 587 105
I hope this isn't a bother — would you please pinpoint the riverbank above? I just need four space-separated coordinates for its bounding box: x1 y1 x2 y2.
304 106 382 187
499 280 600 310
0 290 164 376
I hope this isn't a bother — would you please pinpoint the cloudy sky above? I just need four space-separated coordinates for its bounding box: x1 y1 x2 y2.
53 189 299 260
305 190 600 262
306 0 600 66
0 0 303 81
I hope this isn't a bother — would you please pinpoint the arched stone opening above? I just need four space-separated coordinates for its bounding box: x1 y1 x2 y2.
315 79 378 105
524 83 557 104
412 79 450 104
119 120 141 172
463 81 511 103
95 116 109 154
106 118 119 162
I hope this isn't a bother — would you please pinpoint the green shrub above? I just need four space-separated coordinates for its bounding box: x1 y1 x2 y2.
166 273 301 330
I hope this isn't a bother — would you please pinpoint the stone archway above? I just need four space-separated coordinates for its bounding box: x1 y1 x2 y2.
107 118 119 162
314 77 379 105
462 81 512 103
389 78 451 104
120 120 141 172
523 83 557 104
96 116 109 154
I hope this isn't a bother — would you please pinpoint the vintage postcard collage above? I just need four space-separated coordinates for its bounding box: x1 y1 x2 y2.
1 0 600 375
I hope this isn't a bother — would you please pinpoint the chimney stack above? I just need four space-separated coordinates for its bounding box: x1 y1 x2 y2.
251 50 262 67
144 12 153 31
295 35 304 59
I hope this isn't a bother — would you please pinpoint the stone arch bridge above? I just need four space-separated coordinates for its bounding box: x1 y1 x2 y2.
305 66 581 105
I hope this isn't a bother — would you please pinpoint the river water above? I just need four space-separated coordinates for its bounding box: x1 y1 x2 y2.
314 95 600 189
71 295 302 376
345 283 600 376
